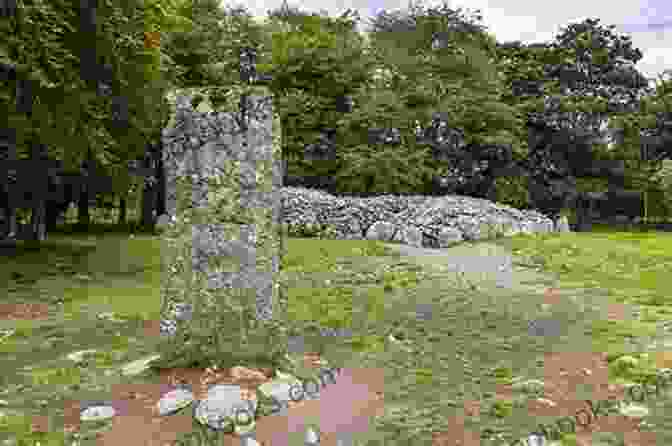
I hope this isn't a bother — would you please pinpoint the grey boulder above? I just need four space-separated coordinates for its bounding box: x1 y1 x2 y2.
365 221 397 243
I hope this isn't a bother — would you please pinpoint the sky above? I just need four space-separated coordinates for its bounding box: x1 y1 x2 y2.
222 0 672 88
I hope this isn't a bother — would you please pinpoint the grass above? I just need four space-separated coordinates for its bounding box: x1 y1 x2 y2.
2 215 672 445
496 223 672 323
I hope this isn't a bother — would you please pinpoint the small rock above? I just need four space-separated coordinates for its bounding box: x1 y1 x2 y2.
156 213 174 230
525 433 547 446
527 318 562 337
305 426 320 444
437 226 463 247
365 221 397 243
155 387 194 416
392 224 423 247
240 434 261 446
194 384 258 434
80 405 116 422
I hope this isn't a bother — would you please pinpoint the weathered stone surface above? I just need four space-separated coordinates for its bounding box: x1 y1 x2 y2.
435 227 464 247
391 224 423 247
365 221 397 243
158 85 285 346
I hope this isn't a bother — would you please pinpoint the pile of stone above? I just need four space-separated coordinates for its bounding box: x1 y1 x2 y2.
65 323 351 446
280 186 570 248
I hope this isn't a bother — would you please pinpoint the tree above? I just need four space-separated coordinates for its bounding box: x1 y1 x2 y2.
607 70 672 221
484 18 658 222
318 0 525 198
149 2 672 222
158 0 256 88
0 0 193 240
239 3 377 193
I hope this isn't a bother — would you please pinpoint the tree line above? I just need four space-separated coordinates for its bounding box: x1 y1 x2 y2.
2 0 672 242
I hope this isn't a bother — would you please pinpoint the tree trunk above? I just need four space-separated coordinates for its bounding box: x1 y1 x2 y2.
141 143 160 230
155 153 166 217
29 198 47 241
575 193 594 232
77 180 90 230
141 180 157 230
5 205 17 238
23 139 50 242
118 194 127 225
0 203 17 239
0 185 15 238
45 199 60 232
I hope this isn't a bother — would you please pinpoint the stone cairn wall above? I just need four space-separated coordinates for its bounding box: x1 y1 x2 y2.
156 84 286 349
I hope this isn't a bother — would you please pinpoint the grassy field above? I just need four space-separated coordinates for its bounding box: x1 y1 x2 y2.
1 219 672 445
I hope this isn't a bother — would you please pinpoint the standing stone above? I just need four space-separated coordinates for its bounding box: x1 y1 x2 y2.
158 85 286 347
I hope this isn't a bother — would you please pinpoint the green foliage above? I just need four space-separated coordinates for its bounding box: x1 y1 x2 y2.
326 84 436 196
159 0 269 88
492 175 531 209
7 0 672 222
648 160 672 218
362 1 525 152
156 0 532 198
1 0 185 205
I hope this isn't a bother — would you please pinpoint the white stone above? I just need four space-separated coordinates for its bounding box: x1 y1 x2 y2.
525 433 547 446
365 221 397 242
156 387 195 415
392 225 423 247
457 218 485 241
240 434 261 446
436 227 463 247
85 353 339 439
305 426 321 444
305 427 320 446
194 384 258 434
258 374 302 404
80 405 116 421
155 213 173 232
